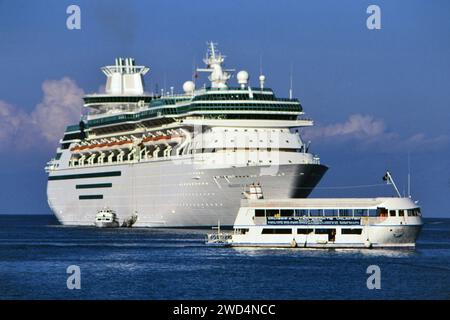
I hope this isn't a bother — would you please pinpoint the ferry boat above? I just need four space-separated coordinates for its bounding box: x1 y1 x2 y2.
207 182 424 248
45 42 327 227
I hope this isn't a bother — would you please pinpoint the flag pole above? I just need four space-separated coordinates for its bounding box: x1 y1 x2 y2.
386 171 402 198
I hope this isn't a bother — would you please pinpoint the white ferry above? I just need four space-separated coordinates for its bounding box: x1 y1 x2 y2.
207 183 423 248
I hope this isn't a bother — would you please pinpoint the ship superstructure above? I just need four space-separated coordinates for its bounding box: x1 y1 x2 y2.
46 43 328 227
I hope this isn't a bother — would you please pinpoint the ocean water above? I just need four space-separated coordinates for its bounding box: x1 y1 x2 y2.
0 215 449 300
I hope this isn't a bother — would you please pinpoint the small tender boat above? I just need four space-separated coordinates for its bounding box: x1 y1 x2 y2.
205 220 232 247
95 208 120 228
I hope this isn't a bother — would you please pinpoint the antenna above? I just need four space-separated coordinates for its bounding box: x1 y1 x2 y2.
209 41 216 59
259 53 263 75
289 63 293 99
192 56 196 82
163 71 167 95
408 152 411 198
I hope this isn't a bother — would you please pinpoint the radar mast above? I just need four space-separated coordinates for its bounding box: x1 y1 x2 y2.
196 42 235 89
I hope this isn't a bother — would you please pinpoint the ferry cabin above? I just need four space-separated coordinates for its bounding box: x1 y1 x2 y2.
231 197 423 248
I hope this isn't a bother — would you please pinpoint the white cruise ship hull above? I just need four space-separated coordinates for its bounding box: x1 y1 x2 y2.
47 158 327 227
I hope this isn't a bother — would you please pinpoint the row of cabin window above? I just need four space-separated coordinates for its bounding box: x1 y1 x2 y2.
195 148 296 153
85 113 296 132
261 228 362 235
88 103 299 126
254 208 421 218
194 93 278 101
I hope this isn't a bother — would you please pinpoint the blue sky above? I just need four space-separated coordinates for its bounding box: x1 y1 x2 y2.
0 0 449 217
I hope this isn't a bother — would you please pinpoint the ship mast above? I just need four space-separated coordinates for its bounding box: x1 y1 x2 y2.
196 42 235 89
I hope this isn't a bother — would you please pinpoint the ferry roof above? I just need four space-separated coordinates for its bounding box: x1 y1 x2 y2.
241 197 419 210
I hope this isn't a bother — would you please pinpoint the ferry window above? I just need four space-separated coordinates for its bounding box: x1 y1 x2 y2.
341 229 363 235
309 209 322 216
235 228 249 234
295 209 308 217
339 209 352 217
377 208 388 217
398 210 405 217
297 228 313 235
255 209 265 217
407 209 414 216
324 209 338 217
266 209 279 217
280 209 294 217
389 210 396 217
368 209 378 217
354 209 368 217
414 208 421 216
315 228 334 235
262 228 292 234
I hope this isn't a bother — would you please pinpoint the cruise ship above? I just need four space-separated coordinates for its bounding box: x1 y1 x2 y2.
45 43 328 227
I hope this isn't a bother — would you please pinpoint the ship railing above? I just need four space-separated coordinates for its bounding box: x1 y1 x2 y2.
45 159 59 172
206 233 232 243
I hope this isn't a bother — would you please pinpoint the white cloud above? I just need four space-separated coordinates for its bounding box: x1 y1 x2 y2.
305 114 386 140
31 77 84 143
0 101 33 148
304 113 449 153
0 78 84 151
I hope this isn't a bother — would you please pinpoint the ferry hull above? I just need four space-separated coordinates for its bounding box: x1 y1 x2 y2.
47 160 327 227
230 225 423 249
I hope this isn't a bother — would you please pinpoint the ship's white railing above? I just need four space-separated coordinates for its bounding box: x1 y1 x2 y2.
206 233 232 243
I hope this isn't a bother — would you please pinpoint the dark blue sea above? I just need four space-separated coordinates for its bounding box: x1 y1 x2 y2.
0 215 449 300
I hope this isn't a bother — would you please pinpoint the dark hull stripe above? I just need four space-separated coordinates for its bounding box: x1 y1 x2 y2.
48 171 121 181
76 183 112 189
79 195 103 200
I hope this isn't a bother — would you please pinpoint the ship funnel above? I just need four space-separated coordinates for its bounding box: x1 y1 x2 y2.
102 57 149 95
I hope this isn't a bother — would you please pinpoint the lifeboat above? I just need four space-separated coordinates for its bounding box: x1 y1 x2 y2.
142 133 182 146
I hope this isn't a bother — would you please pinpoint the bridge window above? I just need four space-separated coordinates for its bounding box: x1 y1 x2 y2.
280 209 294 217
414 208 421 216
255 209 265 217
309 209 322 216
339 209 352 217
295 209 308 217
377 208 388 217
389 210 396 217
398 210 405 217
266 209 279 217
354 209 368 217
368 209 378 217
324 209 338 217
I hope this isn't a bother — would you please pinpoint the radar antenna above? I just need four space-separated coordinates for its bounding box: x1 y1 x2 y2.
196 42 235 89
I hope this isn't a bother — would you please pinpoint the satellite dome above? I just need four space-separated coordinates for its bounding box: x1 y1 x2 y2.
259 75 266 81
236 70 249 85
183 81 195 93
